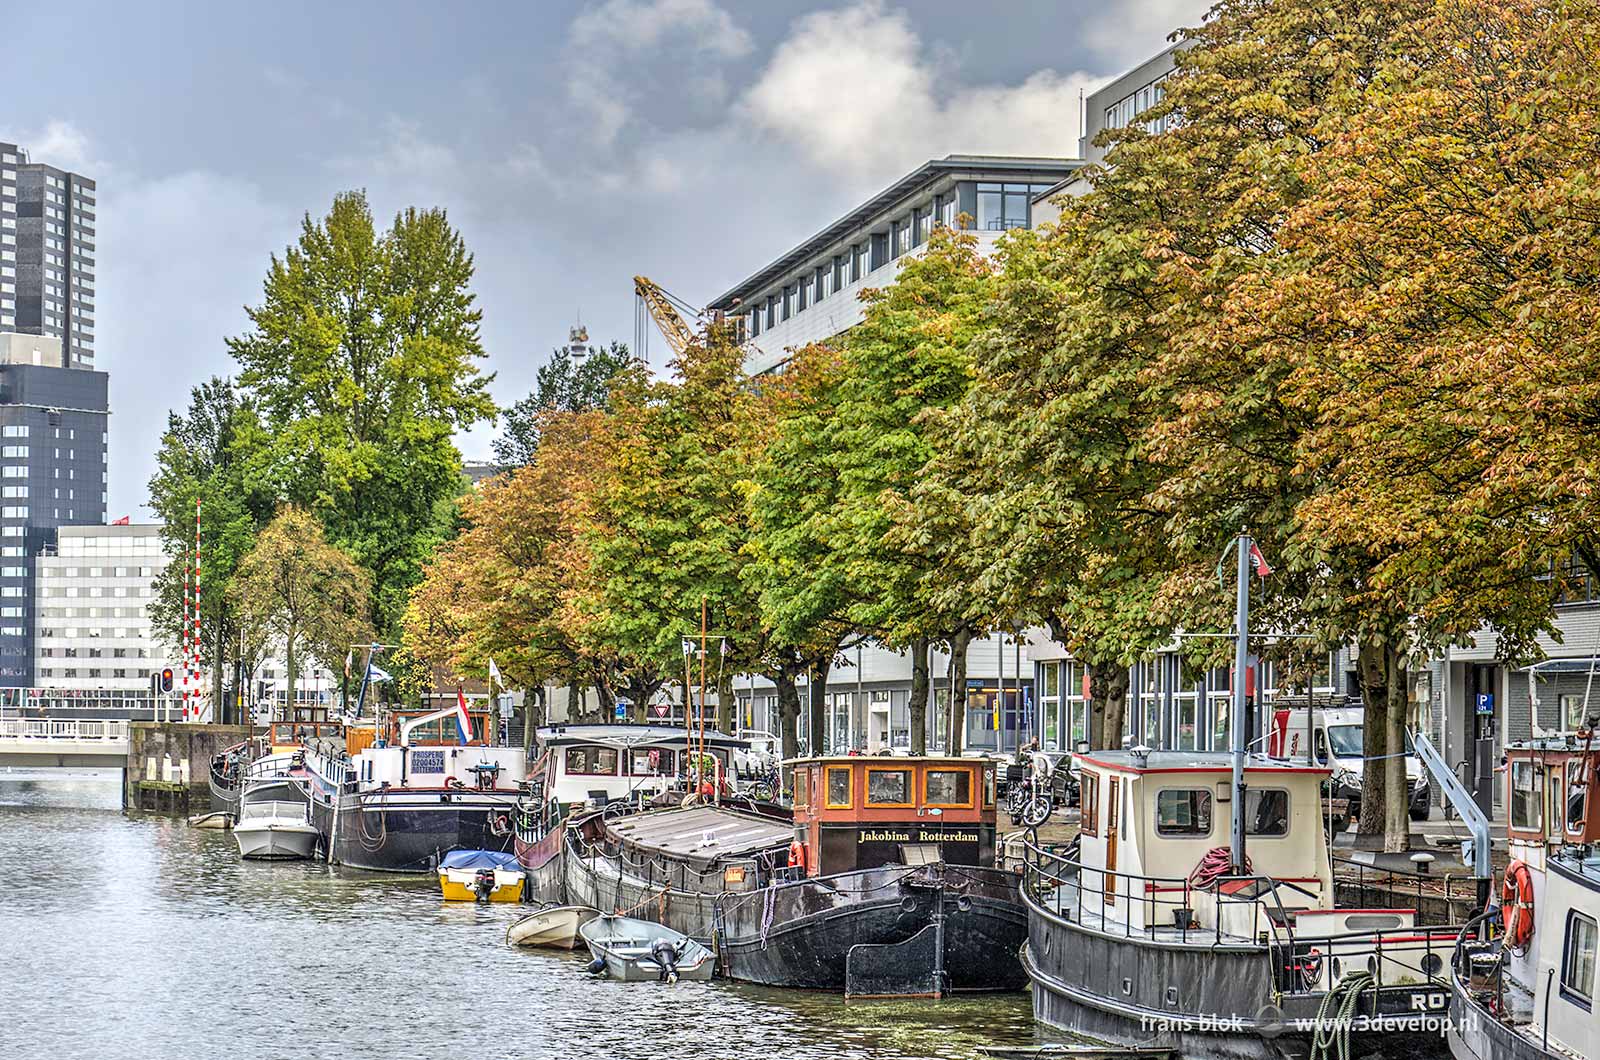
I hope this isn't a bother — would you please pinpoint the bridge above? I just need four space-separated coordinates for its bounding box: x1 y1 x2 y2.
0 717 130 768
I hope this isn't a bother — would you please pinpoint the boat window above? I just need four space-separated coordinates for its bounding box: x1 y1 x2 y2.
866 768 912 806
1564 912 1597 1003
1081 770 1100 837
564 746 619 776
1245 788 1290 836
1510 760 1541 831
925 769 973 807
1569 761 1589 834
628 748 671 776
1155 788 1212 836
794 768 809 809
826 765 852 808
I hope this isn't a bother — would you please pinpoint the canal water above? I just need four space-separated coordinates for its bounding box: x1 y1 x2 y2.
0 772 1037 1059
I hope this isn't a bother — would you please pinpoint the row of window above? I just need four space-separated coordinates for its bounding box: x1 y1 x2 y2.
39 567 156 578
38 668 150 680
1104 71 1176 136
801 764 976 810
39 646 153 658
743 182 1056 340
38 628 154 639
38 586 154 599
1081 778 1290 840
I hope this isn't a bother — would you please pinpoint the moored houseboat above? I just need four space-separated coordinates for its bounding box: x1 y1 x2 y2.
1022 748 1459 1059
513 724 752 903
302 701 527 872
1448 739 1600 1060
717 754 1027 997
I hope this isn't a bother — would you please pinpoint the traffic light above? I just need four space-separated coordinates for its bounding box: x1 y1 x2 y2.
159 668 175 693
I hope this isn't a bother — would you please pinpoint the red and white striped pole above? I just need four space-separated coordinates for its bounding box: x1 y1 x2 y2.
193 497 203 722
181 550 191 719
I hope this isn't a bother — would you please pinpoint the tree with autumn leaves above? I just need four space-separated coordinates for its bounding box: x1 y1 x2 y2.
404 0 1600 855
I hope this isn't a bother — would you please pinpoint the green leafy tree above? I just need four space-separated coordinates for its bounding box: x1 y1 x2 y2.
574 329 763 733
232 507 373 710
832 226 997 753
493 337 633 466
228 191 495 639
743 344 861 757
147 377 278 721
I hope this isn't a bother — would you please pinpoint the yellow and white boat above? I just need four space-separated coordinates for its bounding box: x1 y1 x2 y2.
437 849 525 903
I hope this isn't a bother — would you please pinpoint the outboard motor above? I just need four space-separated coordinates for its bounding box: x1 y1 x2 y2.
472 867 496 902
650 937 681 983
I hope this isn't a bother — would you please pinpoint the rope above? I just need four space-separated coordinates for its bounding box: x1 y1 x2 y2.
760 881 777 950
614 885 670 918
1189 846 1250 890
1310 971 1373 1060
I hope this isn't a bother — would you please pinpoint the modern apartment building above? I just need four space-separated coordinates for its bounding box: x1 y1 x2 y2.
709 155 1079 376
0 333 109 686
0 141 97 368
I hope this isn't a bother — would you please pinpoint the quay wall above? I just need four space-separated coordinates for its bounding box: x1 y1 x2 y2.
124 722 252 813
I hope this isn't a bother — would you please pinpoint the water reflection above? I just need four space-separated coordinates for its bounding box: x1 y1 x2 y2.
0 772 1034 1060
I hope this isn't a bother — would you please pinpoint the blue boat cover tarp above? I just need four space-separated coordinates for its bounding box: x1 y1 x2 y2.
440 849 521 871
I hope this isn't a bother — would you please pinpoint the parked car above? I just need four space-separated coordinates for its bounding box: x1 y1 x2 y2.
1271 704 1430 827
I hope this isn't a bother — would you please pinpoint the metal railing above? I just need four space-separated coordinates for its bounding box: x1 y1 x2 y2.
1023 838 1461 1000
0 717 129 742
1334 854 1481 926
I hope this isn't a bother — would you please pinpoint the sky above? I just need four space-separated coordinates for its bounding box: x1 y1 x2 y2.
2 0 1208 520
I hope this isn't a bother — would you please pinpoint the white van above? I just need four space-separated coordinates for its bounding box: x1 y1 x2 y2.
1269 704 1429 828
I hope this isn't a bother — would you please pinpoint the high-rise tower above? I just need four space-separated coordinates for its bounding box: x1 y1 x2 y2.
0 142 97 368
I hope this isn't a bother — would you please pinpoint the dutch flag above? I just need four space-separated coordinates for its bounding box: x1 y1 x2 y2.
454 686 474 745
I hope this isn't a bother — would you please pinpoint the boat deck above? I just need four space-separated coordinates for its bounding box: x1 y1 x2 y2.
1035 876 1259 945
604 804 792 864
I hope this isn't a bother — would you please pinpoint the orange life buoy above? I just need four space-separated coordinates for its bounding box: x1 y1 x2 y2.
1502 859 1535 951
788 839 807 874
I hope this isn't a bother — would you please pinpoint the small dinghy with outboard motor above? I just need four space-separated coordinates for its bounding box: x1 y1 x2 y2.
437 849 525 902
578 914 714 982
507 905 601 948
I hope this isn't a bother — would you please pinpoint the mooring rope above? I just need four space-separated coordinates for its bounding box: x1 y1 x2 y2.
1310 970 1374 1060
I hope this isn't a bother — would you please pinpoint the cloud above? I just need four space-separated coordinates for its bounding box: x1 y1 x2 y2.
1079 0 1211 65
95 169 289 517
740 3 1097 181
571 0 753 58
0 120 106 175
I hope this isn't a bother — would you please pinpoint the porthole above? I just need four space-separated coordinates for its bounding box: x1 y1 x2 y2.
1422 953 1443 976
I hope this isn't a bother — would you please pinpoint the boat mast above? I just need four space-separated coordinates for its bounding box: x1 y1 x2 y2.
1230 531 1251 873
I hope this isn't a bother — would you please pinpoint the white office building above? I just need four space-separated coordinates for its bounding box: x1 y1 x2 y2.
29 523 172 713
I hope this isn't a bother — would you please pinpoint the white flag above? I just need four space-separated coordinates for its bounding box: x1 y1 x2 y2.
367 663 393 683
487 658 504 690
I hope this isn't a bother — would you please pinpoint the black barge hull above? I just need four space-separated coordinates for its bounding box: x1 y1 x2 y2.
309 789 520 873
718 864 1027 994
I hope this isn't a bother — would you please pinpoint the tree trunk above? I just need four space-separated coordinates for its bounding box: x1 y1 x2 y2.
1356 639 1389 839
285 633 297 721
1088 661 1129 751
808 658 830 755
947 628 974 756
524 688 539 755
774 670 802 761
717 670 735 735
211 616 227 723
1384 646 1411 853
910 637 930 754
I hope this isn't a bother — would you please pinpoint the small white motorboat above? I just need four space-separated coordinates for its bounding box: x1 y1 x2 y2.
579 914 714 982
507 905 601 948
232 799 319 860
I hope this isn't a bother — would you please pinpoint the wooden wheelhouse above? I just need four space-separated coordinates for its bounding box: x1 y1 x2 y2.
1504 741 1600 859
788 756 998 877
